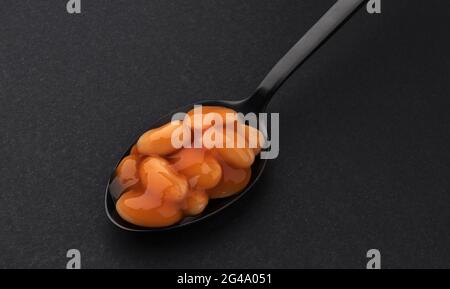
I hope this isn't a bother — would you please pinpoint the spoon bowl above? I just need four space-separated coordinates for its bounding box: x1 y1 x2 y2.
105 99 268 232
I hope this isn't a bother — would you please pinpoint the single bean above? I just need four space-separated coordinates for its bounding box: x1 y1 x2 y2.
185 106 238 131
214 130 255 169
137 120 182 156
139 156 188 203
182 190 209 216
115 155 140 190
206 158 251 199
168 148 222 190
116 189 183 228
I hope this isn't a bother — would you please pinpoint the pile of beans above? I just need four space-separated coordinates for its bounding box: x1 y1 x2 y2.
113 106 264 228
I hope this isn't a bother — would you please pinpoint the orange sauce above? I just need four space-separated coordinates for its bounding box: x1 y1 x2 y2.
114 106 264 228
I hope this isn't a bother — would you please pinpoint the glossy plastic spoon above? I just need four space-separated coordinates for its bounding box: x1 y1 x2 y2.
106 0 365 231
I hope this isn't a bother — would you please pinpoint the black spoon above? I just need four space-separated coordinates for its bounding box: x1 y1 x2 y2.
105 0 365 231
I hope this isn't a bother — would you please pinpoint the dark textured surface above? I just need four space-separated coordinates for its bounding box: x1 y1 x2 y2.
0 0 449 268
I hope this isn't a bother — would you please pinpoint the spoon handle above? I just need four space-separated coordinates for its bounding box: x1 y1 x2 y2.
250 0 365 110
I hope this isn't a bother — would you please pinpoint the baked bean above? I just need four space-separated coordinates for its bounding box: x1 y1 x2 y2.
168 148 222 190
116 189 183 228
139 156 188 203
214 130 255 169
115 155 140 190
137 120 182 156
206 157 252 199
185 106 238 131
240 124 265 154
182 190 209 216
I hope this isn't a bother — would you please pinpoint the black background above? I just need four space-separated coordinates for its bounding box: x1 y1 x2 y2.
1 0 449 269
